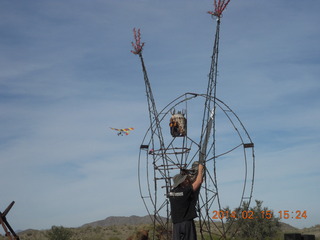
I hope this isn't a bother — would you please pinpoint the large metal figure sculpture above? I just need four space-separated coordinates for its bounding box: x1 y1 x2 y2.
132 1 255 239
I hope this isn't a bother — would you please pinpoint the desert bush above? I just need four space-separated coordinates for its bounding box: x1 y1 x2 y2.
46 225 73 240
224 200 281 240
108 237 121 240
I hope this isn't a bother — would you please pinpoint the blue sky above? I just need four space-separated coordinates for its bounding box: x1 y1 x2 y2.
0 0 319 232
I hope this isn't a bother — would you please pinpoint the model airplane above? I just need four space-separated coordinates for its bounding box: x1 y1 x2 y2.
110 127 134 136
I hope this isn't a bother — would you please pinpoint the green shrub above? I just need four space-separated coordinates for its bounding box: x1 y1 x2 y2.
46 226 73 240
108 237 121 240
224 200 281 240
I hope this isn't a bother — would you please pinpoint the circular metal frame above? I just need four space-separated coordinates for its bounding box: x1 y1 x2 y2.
138 93 255 239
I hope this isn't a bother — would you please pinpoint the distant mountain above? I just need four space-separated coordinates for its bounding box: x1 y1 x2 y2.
6 218 320 240
82 216 302 230
279 222 299 232
81 215 158 227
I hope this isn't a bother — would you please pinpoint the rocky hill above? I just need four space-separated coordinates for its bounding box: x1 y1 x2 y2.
81 215 155 227
1 216 319 240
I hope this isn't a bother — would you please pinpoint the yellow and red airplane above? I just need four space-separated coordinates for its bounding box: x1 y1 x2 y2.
110 127 134 136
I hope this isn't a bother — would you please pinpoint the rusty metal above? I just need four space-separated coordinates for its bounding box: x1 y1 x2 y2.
0 202 20 240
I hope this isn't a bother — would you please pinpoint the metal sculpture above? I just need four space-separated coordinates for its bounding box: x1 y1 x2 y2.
0 202 20 240
132 1 255 239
